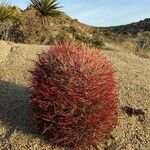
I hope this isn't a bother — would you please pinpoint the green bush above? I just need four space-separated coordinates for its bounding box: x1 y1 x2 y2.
104 30 112 37
41 32 55 44
74 33 90 44
135 34 150 58
61 25 77 34
56 30 71 42
91 35 105 48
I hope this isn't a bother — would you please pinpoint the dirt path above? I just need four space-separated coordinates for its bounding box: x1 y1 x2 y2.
0 40 150 150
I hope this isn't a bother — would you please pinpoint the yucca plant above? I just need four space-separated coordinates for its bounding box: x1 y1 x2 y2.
0 1 16 40
0 1 15 22
30 0 62 17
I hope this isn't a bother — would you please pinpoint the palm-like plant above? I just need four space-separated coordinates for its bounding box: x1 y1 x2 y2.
0 1 16 40
0 1 15 22
30 0 62 17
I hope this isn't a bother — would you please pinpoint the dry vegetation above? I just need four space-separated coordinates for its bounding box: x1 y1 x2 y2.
0 3 149 58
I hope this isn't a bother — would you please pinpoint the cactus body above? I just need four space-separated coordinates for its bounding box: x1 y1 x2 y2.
29 42 118 150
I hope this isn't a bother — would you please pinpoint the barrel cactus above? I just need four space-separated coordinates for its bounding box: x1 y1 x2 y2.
29 42 118 150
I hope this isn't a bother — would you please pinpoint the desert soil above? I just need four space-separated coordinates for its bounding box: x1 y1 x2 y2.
0 40 150 150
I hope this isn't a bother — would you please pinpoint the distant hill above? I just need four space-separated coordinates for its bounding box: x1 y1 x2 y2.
105 18 150 35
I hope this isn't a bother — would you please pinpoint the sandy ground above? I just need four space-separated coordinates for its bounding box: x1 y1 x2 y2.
0 40 150 150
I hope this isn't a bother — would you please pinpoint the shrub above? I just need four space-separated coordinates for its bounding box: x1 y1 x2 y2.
61 25 77 34
104 30 112 37
91 35 105 48
135 36 150 58
56 30 71 42
40 32 55 45
29 42 118 150
0 21 11 40
74 32 91 44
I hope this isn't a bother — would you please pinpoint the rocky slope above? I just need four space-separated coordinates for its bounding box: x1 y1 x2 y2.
0 6 93 44
108 18 150 35
0 40 150 150
0 6 150 44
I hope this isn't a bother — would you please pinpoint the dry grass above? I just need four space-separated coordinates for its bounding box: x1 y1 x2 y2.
105 37 150 59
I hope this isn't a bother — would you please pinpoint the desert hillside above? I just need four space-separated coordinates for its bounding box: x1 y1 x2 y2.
1 6 150 60
0 40 150 150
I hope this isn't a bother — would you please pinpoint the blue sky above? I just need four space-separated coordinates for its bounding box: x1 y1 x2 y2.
9 0 150 27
